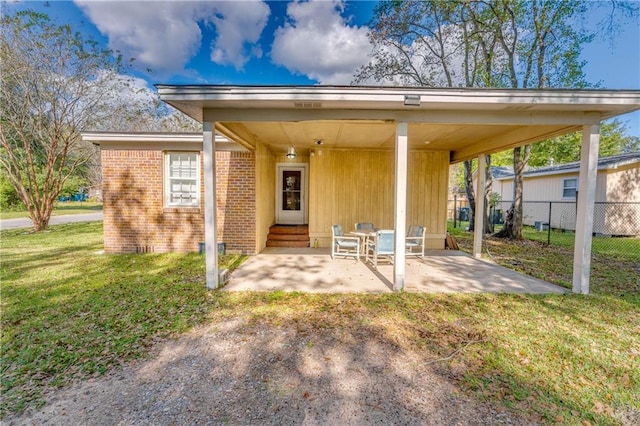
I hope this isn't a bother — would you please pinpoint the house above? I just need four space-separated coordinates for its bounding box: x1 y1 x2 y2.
493 152 640 235
84 86 640 294
82 132 254 254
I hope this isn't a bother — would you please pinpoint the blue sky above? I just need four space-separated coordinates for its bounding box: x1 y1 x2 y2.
6 0 640 136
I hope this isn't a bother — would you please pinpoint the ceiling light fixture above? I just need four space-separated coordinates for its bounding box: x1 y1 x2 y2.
404 94 421 106
286 146 297 159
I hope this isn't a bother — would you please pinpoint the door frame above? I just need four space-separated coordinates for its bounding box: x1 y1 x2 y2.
276 163 308 224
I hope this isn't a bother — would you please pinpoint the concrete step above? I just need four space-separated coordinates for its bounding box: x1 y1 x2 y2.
267 233 309 241
266 240 310 248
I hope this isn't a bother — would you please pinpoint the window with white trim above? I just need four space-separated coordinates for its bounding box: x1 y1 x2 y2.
165 152 200 207
562 178 577 199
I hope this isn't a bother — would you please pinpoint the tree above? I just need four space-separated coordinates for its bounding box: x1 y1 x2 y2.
355 0 634 240
0 11 199 230
354 0 499 232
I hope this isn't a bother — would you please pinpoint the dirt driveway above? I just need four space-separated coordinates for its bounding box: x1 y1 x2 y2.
7 316 533 425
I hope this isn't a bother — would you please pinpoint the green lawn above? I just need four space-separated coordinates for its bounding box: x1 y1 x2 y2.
0 201 102 220
449 221 640 296
1 222 638 424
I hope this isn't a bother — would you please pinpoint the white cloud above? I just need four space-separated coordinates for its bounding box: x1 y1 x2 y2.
271 0 372 84
75 0 270 74
208 2 270 69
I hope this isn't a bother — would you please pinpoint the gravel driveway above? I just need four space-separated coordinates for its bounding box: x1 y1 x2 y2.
7 317 533 425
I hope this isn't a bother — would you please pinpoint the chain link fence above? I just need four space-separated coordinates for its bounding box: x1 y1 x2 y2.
448 197 640 260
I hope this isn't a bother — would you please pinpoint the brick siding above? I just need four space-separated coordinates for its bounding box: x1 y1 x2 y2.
101 149 256 254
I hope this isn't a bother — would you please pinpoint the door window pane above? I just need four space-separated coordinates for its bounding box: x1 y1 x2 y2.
282 170 301 211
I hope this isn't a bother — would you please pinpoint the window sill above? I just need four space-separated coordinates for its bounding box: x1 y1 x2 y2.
163 206 202 214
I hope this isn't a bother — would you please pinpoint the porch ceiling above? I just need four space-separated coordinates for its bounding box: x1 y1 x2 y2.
157 85 640 163
216 120 562 160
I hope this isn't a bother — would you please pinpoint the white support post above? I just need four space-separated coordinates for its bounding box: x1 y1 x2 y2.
203 121 219 289
473 154 486 258
573 123 600 294
393 122 408 291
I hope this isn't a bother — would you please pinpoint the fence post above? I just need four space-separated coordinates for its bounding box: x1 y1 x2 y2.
547 201 552 245
453 194 457 229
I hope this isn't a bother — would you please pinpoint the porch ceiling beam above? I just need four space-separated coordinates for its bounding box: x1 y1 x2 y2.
200 108 606 126
214 122 257 152
450 124 580 163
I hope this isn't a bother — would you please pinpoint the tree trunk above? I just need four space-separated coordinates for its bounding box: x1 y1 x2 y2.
495 146 529 239
484 155 494 234
463 160 475 231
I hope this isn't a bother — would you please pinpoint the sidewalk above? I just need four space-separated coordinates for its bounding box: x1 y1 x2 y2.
0 212 103 230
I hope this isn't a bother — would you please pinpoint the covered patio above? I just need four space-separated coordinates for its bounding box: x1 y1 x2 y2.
224 248 566 294
157 85 640 294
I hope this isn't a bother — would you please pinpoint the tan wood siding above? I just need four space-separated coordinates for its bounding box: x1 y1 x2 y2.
255 142 276 252
604 163 640 202
309 149 448 249
407 151 449 248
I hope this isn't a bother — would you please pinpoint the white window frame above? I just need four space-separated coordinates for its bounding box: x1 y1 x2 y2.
562 177 578 199
164 152 200 208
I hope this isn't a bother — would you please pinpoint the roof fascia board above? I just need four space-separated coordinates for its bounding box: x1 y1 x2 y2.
202 107 603 126
157 85 640 106
98 141 203 151
92 140 248 152
81 132 204 143
81 132 249 152
495 158 640 180
495 169 580 180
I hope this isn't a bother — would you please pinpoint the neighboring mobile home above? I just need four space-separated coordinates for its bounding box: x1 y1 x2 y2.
84 85 640 293
493 152 640 235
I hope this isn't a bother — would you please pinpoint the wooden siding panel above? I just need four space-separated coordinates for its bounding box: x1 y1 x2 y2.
496 164 639 204
408 151 449 248
309 149 448 249
605 163 640 202
255 142 276 252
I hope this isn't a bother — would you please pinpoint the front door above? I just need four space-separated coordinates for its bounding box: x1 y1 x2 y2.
276 164 307 224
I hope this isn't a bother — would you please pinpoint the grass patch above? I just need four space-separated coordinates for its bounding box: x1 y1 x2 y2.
206 292 640 424
0 222 245 415
0 201 102 220
1 222 638 424
448 221 640 296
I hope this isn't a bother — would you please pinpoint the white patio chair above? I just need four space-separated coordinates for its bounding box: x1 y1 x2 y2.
365 230 395 268
331 224 360 260
354 222 376 252
354 222 375 231
405 225 425 257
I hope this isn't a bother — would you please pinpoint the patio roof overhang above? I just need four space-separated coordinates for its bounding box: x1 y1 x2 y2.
156 85 640 294
80 131 248 152
156 85 640 163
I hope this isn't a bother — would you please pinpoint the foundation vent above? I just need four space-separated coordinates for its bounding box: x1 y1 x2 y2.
135 245 155 253
294 102 322 109
219 268 230 286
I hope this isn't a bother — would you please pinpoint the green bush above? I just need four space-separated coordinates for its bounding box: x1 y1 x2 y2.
0 175 23 210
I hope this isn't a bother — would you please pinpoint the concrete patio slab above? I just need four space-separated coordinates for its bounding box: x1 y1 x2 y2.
224 248 567 294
